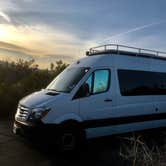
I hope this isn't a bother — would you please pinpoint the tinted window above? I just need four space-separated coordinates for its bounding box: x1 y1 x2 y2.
93 70 109 94
118 69 166 96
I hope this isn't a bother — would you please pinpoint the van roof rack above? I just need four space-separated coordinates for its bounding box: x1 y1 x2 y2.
86 44 166 61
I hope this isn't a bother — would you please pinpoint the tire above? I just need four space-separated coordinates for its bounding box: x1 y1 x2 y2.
57 125 85 152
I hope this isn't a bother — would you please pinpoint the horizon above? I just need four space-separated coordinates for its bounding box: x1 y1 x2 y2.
0 0 166 68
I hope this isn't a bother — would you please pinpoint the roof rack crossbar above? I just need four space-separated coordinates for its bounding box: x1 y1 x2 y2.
87 44 166 58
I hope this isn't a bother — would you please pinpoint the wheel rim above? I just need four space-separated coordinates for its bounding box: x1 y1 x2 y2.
62 133 76 150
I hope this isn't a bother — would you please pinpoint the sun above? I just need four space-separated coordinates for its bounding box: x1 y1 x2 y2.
0 25 12 40
0 24 27 44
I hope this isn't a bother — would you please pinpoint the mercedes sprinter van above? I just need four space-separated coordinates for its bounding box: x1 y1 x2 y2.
13 44 166 150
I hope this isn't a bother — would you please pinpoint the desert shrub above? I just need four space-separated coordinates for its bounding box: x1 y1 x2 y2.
0 59 68 118
119 132 166 166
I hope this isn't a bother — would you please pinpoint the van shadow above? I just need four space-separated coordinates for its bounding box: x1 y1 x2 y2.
45 136 127 166
22 128 166 166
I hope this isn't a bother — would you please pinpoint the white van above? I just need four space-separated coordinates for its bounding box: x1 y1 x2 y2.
13 44 166 150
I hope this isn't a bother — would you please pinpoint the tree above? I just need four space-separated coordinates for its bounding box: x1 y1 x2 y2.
50 63 54 71
0 59 68 117
55 60 68 74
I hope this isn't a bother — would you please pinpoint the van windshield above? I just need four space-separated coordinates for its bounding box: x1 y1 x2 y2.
46 67 89 93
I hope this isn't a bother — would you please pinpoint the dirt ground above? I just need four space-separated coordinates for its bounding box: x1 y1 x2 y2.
0 119 130 166
1 119 166 166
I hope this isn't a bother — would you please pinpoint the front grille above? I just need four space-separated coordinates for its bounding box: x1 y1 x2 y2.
16 105 30 121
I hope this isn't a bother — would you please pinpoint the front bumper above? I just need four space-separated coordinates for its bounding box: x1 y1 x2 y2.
13 120 60 140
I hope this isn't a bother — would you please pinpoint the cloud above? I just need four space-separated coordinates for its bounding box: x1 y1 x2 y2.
0 48 73 68
0 40 77 68
0 1 116 40
0 11 11 23
0 41 42 56
0 22 86 61
0 48 33 62
0 0 166 68
0 41 30 52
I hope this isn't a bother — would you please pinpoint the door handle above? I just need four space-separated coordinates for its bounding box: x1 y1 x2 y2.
104 99 112 102
155 108 159 112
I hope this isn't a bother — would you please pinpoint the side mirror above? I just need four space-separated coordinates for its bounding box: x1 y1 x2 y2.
81 83 90 97
75 83 90 99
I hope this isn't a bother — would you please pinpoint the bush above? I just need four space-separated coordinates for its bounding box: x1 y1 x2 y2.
119 131 166 166
0 59 68 118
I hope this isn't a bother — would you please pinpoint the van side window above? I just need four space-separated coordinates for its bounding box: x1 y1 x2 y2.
118 69 166 96
93 70 110 94
74 69 110 99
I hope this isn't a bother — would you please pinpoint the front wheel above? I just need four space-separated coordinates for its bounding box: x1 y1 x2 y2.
57 126 85 152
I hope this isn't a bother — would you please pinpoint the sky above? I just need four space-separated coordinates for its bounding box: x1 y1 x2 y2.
0 0 166 68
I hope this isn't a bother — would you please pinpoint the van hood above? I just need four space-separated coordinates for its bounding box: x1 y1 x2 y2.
19 89 61 108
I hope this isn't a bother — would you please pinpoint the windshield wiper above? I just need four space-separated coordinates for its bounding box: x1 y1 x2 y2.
46 89 58 92
46 88 70 93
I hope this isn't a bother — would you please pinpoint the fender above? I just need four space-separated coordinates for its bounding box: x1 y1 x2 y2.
52 113 83 124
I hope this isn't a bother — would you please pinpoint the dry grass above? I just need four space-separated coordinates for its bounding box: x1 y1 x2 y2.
119 131 166 166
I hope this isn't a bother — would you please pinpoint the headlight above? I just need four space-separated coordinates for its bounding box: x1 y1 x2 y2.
30 107 50 120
